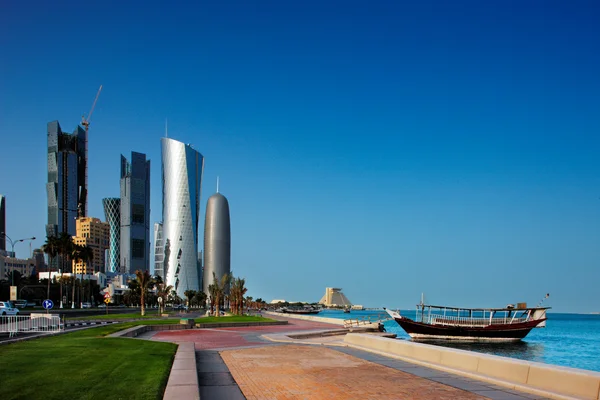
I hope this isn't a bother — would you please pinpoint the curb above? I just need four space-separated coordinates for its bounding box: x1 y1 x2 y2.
163 343 199 400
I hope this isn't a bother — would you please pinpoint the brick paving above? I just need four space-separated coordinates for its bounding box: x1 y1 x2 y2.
220 345 486 400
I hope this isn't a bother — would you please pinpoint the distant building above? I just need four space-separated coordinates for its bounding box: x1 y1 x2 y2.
46 121 87 238
32 248 46 272
153 222 164 280
161 138 204 298
120 152 151 274
319 288 353 307
0 195 5 251
102 198 121 273
203 192 231 296
72 217 109 274
0 254 36 279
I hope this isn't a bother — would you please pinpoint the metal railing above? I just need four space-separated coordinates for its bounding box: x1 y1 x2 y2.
344 313 390 329
0 314 63 337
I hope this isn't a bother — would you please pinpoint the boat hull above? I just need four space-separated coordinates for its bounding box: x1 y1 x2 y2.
393 317 546 342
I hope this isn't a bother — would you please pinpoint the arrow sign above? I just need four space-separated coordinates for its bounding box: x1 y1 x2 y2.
43 299 54 310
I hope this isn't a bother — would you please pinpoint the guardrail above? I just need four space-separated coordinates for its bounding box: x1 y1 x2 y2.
343 313 390 329
0 314 63 337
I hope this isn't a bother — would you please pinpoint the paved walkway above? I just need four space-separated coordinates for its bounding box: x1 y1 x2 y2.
152 316 548 400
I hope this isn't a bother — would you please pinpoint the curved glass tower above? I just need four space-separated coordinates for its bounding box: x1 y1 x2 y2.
102 198 121 273
161 138 204 298
203 192 231 296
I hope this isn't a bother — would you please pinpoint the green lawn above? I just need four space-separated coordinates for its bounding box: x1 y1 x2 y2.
0 322 178 400
67 311 174 321
196 315 276 323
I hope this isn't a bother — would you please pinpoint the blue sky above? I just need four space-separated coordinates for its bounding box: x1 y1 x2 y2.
1 1 600 312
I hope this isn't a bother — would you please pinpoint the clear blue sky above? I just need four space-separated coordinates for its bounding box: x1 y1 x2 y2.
1 1 599 312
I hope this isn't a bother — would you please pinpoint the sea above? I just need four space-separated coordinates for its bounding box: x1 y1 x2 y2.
319 309 600 373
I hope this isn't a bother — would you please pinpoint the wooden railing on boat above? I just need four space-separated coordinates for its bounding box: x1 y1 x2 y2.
427 315 529 327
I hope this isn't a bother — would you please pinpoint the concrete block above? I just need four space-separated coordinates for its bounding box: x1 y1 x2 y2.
166 369 198 386
171 358 196 370
163 384 200 400
527 364 600 400
439 348 479 372
477 355 530 384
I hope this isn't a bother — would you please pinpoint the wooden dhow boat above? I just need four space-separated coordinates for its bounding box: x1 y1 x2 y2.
384 294 550 342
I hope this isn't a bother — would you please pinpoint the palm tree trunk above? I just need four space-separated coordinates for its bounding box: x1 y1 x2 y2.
46 256 52 300
141 292 145 316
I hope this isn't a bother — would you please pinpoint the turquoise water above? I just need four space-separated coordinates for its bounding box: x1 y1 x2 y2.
319 309 600 373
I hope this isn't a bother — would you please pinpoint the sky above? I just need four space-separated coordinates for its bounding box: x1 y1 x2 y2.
1 0 600 313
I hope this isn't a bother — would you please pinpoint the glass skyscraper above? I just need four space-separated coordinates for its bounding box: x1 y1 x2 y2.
46 121 87 238
102 197 121 273
120 152 151 274
161 138 204 298
153 222 164 280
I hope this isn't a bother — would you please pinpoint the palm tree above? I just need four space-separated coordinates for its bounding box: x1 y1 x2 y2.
42 236 59 300
184 290 196 309
212 271 230 318
156 283 173 314
208 283 217 314
193 291 207 308
79 245 94 306
135 270 152 316
55 233 74 307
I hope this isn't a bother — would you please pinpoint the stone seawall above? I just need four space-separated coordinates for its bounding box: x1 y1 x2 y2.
344 333 600 400
265 311 345 326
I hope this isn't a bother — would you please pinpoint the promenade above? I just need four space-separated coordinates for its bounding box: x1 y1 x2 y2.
148 315 547 400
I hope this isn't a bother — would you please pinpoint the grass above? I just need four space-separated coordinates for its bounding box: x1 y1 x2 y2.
0 321 179 400
196 315 276 323
67 311 174 321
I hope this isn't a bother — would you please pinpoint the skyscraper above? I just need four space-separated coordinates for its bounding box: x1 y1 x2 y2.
161 137 204 298
72 217 109 274
0 195 5 251
153 222 164 280
46 121 87 238
120 152 151 274
203 191 231 296
102 198 121 273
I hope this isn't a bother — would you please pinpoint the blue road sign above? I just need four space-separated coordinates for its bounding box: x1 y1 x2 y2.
42 299 54 310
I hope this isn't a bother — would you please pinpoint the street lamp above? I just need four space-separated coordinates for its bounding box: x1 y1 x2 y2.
1 232 36 286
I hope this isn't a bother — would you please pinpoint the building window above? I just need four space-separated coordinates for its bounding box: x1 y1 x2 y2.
132 204 145 224
132 239 145 259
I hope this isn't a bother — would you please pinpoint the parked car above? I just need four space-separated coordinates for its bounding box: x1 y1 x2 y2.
97 304 106 308
82 302 92 309
13 300 27 309
0 301 20 316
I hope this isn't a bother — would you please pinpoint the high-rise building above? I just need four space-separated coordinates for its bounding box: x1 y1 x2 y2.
161 137 204 298
72 217 109 274
0 195 5 251
203 191 231 296
120 152 151 274
102 198 121 273
153 222 164 280
46 121 87 238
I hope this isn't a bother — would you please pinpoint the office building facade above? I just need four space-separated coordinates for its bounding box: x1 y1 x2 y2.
102 198 121 273
203 192 231 296
161 138 203 298
72 217 109 274
153 222 164 280
46 121 87 238
120 152 151 274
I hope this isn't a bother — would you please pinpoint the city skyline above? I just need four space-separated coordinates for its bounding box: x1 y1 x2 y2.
2 1 600 312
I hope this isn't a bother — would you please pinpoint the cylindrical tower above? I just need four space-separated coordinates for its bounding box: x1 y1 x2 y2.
161 138 204 298
203 192 231 295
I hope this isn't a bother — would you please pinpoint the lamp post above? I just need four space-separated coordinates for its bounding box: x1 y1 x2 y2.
1 232 36 287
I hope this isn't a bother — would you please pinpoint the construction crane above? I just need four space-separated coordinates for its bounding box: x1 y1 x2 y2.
82 85 103 131
78 85 102 218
